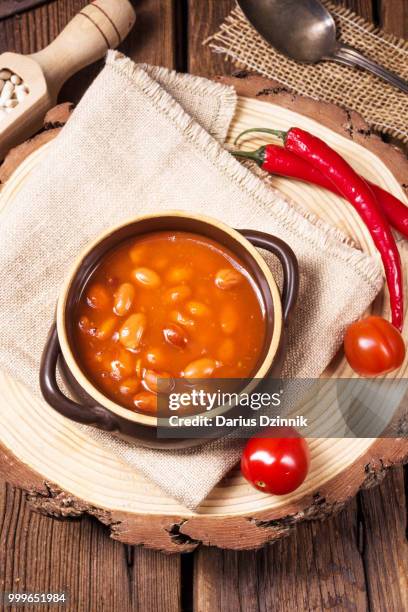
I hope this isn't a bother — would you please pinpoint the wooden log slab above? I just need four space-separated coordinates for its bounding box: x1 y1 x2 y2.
0 77 407 552
0 103 73 187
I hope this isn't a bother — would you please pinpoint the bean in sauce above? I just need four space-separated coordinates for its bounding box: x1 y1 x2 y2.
73 231 266 414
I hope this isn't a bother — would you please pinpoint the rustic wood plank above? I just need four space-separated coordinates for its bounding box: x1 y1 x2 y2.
194 499 368 611
187 0 235 76
0 0 177 103
0 481 132 611
0 0 52 20
195 0 407 608
192 481 406 611
0 479 183 611
359 467 408 611
130 547 181 610
0 0 98 104
121 0 176 69
187 0 375 81
379 0 408 37
60 0 177 100
358 7 408 606
334 0 375 20
0 2 182 610
0 1 406 611
193 470 406 611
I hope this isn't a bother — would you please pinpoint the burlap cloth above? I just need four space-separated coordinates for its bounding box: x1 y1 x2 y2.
0 52 383 509
207 1 408 143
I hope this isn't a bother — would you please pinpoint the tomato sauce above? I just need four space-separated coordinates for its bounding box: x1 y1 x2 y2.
73 231 266 413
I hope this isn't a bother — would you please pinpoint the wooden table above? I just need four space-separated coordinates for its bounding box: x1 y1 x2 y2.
0 1 407 610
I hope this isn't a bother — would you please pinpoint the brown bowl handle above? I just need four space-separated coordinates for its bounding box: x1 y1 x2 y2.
239 230 299 325
40 324 119 431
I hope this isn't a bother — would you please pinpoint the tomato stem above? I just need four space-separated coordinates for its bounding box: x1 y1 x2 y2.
256 480 266 488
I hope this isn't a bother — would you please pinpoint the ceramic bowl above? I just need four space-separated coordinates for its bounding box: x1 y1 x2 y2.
40 211 298 448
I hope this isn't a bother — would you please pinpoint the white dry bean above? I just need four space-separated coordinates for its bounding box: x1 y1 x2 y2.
0 94 12 107
15 84 28 102
5 99 18 108
0 70 30 122
1 80 14 102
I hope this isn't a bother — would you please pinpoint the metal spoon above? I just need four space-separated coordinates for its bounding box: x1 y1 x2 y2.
237 0 408 93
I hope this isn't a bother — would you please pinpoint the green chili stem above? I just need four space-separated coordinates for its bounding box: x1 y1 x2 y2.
234 128 287 146
232 148 265 166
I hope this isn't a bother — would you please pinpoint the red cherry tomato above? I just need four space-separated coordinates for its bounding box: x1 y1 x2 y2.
344 316 405 377
241 428 310 495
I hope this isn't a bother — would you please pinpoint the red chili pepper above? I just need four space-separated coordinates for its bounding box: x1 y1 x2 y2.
233 143 408 238
234 127 404 331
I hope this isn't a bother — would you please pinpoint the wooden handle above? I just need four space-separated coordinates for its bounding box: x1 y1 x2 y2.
31 0 136 96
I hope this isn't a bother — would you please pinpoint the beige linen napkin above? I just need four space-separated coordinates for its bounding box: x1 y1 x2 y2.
0 52 383 509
